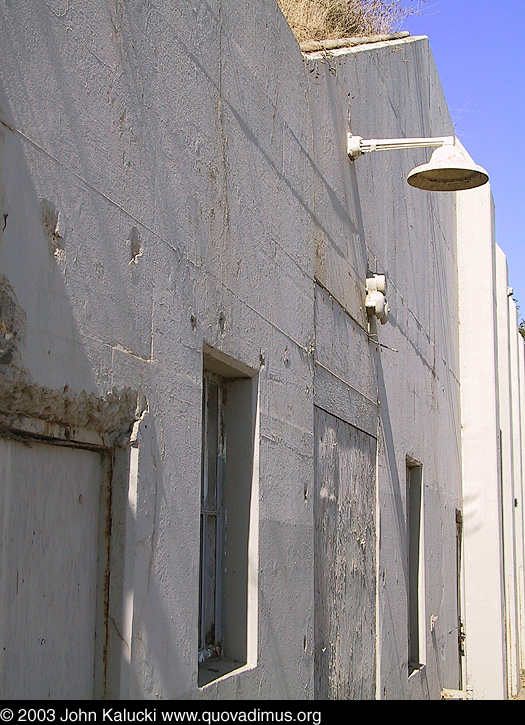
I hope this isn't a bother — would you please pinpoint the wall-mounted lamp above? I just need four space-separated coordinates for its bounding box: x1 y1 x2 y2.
347 134 489 191
366 274 389 325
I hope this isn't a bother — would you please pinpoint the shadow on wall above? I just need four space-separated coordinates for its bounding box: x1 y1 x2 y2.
0 87 181 700
0 88 188 698
0 82 140 429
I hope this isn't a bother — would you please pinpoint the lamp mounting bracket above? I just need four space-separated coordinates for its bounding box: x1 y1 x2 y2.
347 133 455 160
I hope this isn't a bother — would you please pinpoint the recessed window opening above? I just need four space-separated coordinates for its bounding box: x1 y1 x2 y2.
199 375 222 663
407 458 425 675
198 347 258 687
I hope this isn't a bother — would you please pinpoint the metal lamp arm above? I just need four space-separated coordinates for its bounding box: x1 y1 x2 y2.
347 133 455 159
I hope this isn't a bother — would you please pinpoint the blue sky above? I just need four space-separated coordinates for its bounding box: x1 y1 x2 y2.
402 0 525 318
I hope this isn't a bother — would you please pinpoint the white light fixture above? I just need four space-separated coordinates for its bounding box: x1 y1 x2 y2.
347 134 489 191
366 274 389 325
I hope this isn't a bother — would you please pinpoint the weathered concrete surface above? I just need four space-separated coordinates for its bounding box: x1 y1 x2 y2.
510 670 525 699
0 438 109 699
314 409 376 699
0 0 508 701
0 0 314 700
305 36 461 700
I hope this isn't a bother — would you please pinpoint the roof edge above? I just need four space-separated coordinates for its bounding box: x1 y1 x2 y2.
300 30 412 54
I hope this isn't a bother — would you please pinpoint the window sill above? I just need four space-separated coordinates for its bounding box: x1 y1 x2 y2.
408 663 426 679
198 658 252 688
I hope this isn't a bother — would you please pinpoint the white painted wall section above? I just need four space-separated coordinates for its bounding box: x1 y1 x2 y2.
457 181 507 699
510 301 525 671
495 245 520 696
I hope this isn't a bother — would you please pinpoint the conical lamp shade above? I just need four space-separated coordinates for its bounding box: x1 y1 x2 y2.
407 144 489 191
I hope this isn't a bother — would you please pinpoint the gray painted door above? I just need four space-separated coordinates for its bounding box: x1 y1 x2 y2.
0 438 107 699
314 407 377 700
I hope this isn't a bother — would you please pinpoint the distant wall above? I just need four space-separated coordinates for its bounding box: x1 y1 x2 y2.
457 183 507 699
457 170 525 699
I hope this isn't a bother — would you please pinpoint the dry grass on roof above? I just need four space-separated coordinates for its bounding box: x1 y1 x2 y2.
276 0 428 44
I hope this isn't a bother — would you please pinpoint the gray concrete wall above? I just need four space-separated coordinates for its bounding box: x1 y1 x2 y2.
0 0 315 701
305 36 462 699
0 0 489 700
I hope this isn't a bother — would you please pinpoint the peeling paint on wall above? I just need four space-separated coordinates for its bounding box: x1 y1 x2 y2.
128 226 143 265
40 199 65 260
0 273 143 437
0 274 26 368
314 408 376 700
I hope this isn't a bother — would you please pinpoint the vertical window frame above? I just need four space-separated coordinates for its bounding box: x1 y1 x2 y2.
199 374 224 663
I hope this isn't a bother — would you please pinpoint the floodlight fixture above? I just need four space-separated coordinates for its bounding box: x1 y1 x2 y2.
347 134 489 191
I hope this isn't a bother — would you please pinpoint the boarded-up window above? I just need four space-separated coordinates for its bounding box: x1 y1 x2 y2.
314 408 377 700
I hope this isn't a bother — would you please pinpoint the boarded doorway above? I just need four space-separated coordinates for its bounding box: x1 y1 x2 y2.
314 408 377 699
0 435 110 699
